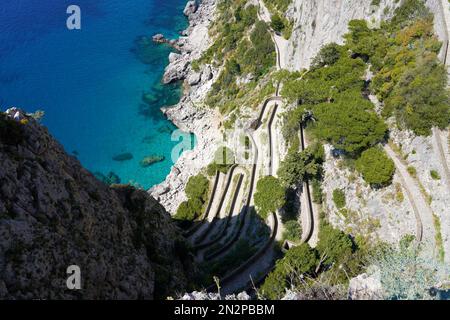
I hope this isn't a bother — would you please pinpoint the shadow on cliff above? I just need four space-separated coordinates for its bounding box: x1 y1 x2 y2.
175 205 273 290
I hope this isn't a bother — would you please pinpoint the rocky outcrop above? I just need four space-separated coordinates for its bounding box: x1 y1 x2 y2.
0 109 193 299
184 1 198 17
285 0 399 70
285 0 448 70
151 0 222 214
349 270 383 300
159 0 216 85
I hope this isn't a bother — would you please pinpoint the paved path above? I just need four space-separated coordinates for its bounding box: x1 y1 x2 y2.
432 128 450 195
384 145 435 245
188 172 225 240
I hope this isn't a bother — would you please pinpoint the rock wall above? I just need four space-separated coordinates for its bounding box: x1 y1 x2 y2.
0 109 193 299
285 0 449 70
425 0 449 63
285 0 398 70
150 0 223 214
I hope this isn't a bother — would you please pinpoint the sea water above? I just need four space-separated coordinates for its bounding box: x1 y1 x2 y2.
0 0 192 189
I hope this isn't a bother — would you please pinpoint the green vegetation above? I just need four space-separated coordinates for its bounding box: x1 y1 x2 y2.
260 243 319 299
332 189 346 209
279 0 450 187
195 1 276 115
312 101 388 155
278 0 449 189
277 143 324 187
281 45 387 157
207 147 235 176
311 42 342 69
346 0 449 135
407 166 417 178
433 214 445 262
282 220 302 243
371 236 448 299
261 223 366 299
430 170 441 180
263 0 293 39
270 14 285 33
175 174 210 223
356 147 395 186
254 176 286 219
311 179 323 204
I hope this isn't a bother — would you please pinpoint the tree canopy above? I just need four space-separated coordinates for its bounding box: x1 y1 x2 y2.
312 101 387 155
356 147 395 186
254 176 286 219
260 243 319 299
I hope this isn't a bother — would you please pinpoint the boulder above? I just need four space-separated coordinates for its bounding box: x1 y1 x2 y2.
169 52 181 63
183 1 197 17
201 65 213 82
187 72 202 86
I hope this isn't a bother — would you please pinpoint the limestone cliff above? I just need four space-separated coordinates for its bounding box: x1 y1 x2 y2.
0 109 194 299
285 0 399 70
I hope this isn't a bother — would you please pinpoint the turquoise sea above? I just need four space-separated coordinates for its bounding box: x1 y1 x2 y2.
0 0 192 189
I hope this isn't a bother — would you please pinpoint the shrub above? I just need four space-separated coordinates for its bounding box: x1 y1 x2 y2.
311 43 342 69
282 220 302 242
355 147 395 187
277 144 324 187
260 243 319 299
185 174 209 201
332 189 346 209
311 179 323 204
270 13 285 33
312 101 388 155
175 174 210 222
430 170 441 180
254 176 286 219
316 223 354 266
407 166 417 178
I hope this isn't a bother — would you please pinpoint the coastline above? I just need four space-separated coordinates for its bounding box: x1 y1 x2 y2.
150 0 221 214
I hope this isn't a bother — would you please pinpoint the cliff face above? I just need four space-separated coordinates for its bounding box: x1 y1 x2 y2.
285 0 398 70
0 109 193 299
285 0 449 70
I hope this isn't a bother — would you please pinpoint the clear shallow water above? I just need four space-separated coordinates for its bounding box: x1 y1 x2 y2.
0 0 191 189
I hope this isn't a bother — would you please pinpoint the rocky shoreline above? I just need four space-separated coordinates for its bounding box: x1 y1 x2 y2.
149 0 221 214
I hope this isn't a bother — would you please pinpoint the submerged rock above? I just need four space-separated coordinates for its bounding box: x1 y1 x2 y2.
112 152 133 162
142 136 154 144
140 155 165 168
94 171 121 185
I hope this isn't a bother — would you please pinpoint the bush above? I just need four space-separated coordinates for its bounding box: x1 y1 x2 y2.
254 176 286 219
407 166 417 178
270 13 285 33
185 174 209 201
175 174 210 222
430 170 441 180
282 220 302 242
355 147 395 187
260 243 319 299
346 0 450 136
332 189 346 209
316 223 354 266
312 101 388 155
311 179 323 204
311 43 342 69
277 144 324 187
